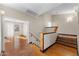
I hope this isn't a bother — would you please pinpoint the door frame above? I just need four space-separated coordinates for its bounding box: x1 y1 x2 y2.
2 17 29 51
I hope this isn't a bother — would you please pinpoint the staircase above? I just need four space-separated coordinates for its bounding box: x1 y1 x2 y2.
30 32 40 47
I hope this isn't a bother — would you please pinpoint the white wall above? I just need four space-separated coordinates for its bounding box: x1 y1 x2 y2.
0 15 1 53
52 12 78 35
77 11 79 55
42 12 78 35
29 16 44 42
42 13 53 27
23 22 29 42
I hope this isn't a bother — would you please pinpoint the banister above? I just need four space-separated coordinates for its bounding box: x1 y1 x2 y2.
40 26 58 52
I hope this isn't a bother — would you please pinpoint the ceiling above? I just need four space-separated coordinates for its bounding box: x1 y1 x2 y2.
1 3 79 15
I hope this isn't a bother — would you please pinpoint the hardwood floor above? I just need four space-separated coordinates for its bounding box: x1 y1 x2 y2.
4 39 77 56
44 43 77 56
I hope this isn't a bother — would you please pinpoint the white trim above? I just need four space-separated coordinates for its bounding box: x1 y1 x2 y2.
4 17 29 23
4 17 30 48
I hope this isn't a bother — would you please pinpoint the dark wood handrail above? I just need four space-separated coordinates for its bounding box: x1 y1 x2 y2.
44 26 58 32
41 32 56 35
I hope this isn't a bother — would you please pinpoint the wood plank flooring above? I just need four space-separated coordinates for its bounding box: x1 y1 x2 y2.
44 43 77 56
4 39 77 56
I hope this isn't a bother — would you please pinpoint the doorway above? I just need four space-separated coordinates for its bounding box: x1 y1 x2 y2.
3 17 29 55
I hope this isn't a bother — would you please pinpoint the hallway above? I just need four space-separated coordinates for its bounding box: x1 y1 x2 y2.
0 3 78 56
4 39 77 56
